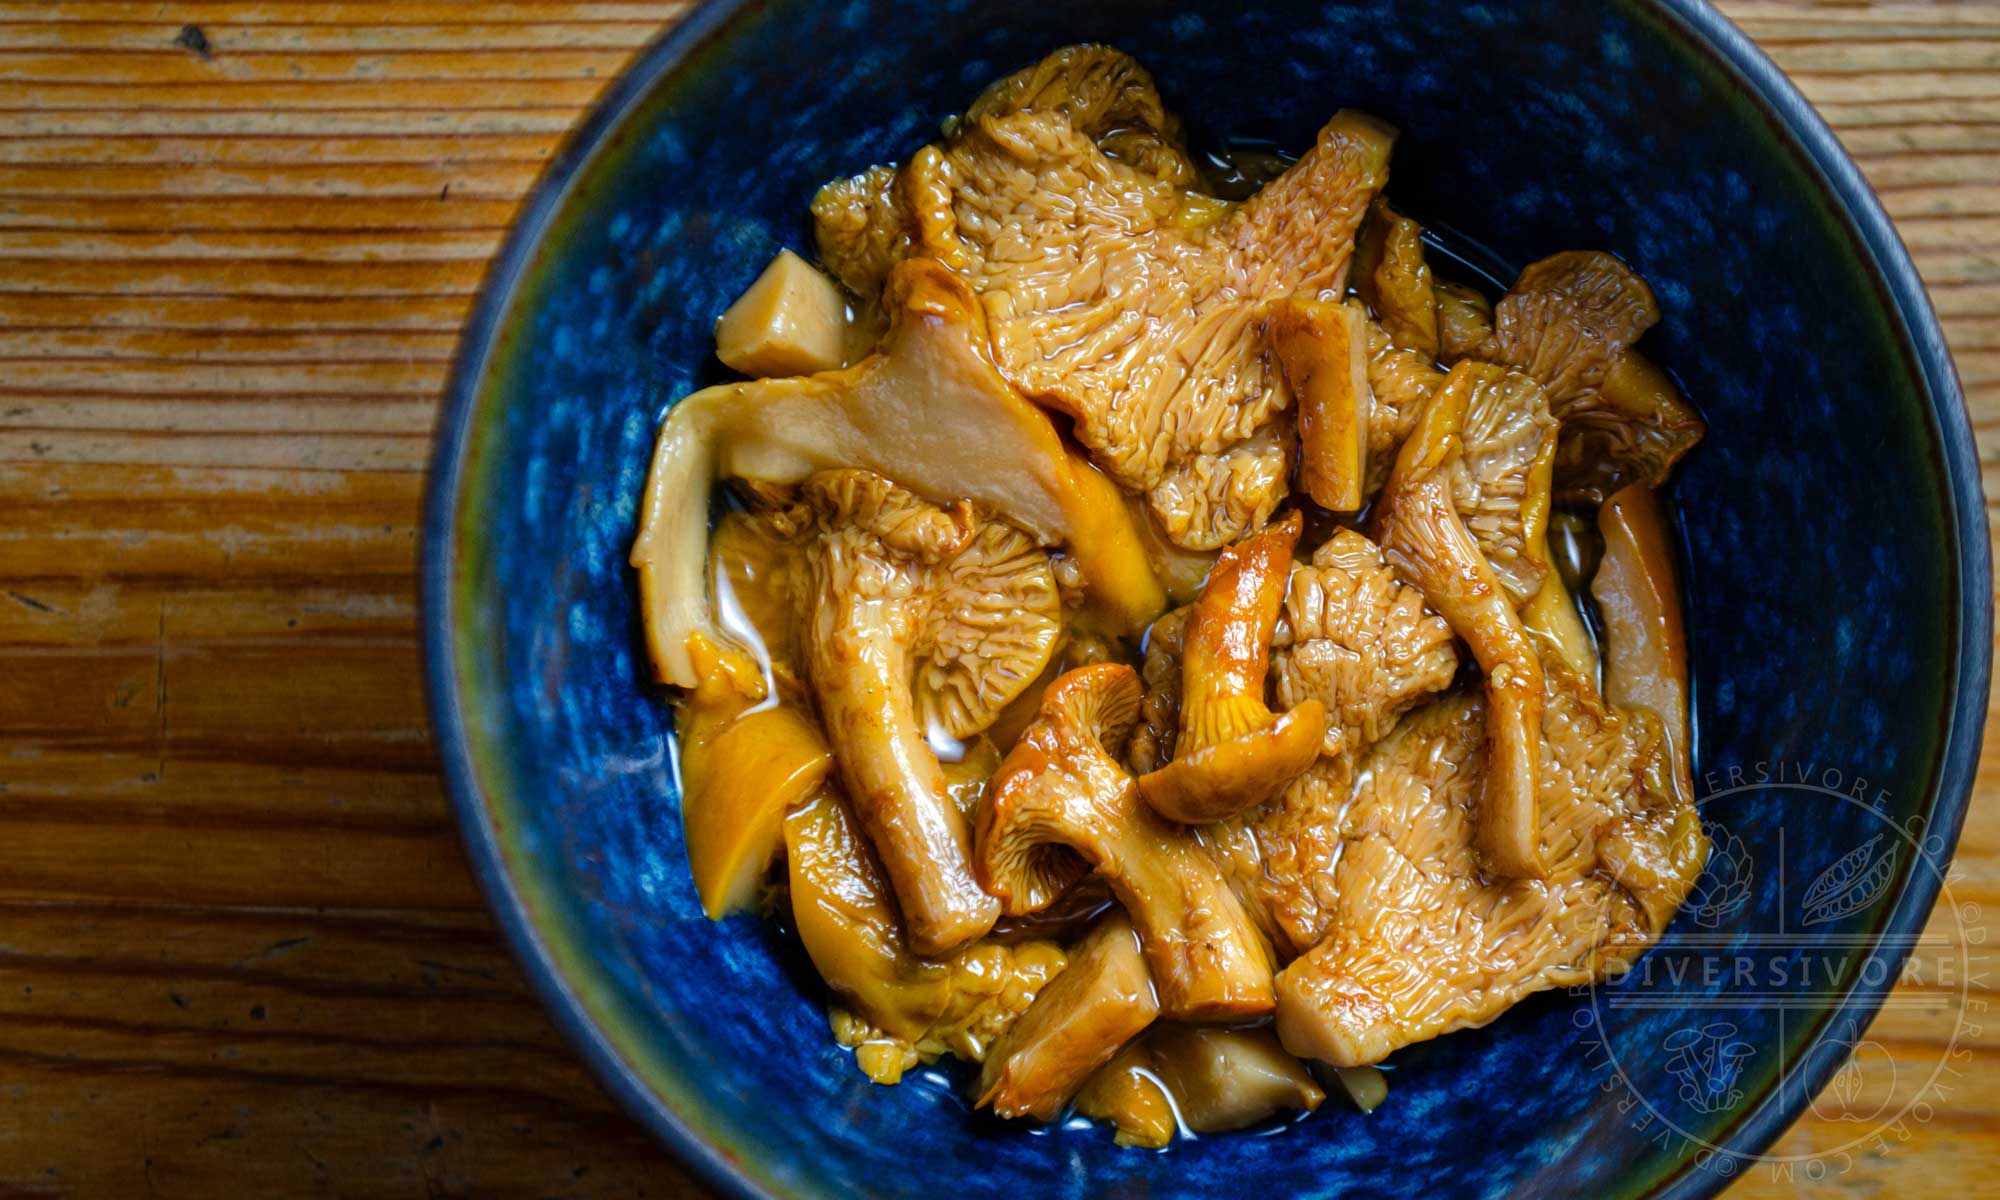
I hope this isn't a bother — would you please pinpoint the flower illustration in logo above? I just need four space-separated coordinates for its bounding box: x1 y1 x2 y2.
1685 822 1752 928
1662 1023 1756 1114
1801 833 1896 927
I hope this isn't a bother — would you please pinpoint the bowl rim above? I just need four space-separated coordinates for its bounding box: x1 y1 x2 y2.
420 3 1992 1197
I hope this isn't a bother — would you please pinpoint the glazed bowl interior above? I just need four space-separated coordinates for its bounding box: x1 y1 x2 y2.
425 2 1986 1198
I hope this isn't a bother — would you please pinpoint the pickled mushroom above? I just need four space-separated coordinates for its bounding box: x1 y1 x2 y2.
976 914 1159 1120
830 45 1395 547
1073 1025 1323 1147
1138 513 1326 824
1593 483 1693 798
1475 251 1705 502
676 635 833 919
713 249 850 377
975 665 1276 1020
1273 668 1707 1068
785 789 1064 1081
796 470 1061 954
632 257 1163 690
1352 199 1439 359
1373 363 1547 878
1269 298 1372 512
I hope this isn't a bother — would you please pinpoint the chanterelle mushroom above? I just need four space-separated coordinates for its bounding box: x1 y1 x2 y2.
1135 530 1459 957
1273 666 1708 1068
816 45 1395 549
632 257 1162 690
1137 512 1326 824
975 913 1158 1121
785 787 1064 1084
797 469 1059 955
1372 363 1548 878
1074 1025 1323 1149
975 664 1275 1020
1352 199 1439 359
1451 364 1559 605
1474 250 1705 502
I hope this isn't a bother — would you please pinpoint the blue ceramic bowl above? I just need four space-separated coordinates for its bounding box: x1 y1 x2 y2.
423 2 1989 1197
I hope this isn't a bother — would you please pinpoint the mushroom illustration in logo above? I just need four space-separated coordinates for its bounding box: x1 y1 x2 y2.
1662 1023 1756 1114
1685 822 1752 929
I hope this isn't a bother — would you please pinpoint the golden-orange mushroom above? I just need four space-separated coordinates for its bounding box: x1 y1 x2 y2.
975 914 1159 1121
1373 367 1546 878
976 665 1276 1021
1270 298 1371 512
1593 483 1692 799
632 258 1163 690
1137 512 1327 825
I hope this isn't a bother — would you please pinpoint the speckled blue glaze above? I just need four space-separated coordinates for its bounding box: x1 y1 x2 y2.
423 3 1989 1198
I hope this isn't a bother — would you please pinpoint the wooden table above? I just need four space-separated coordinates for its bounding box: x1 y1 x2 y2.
0 2 1990 1196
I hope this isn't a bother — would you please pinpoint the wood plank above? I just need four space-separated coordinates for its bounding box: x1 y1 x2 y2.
0 0 1990 1196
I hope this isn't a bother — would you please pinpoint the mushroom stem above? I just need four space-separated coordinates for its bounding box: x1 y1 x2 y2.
977 665 1275 1020
808 582 1001 956
1137 512 1326 824
1592 483 1692 801
1373 367 1546 878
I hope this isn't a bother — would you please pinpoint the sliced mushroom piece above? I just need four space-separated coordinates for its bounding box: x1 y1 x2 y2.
1269 297 1371 512
1147 1025 1324 1134
976 664 1275 1020
800 470 1061 954
976 914 1159 1121
632 257 1164 690
677 634 834 919
1434 279 1494 363
713 249 851 377
1451 363 1559 605
1072 1025 1322 1146
1074 1040 1179 1149
1372 364 1546 878
785 788 1064 1077
1331 1064 1389 1113
1593 483 1693 800
1137 513 1326 824
1352 199 1438 359
1476 251 1704 502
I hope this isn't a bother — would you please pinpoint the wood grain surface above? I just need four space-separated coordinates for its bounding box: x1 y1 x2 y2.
0 3 1991 1197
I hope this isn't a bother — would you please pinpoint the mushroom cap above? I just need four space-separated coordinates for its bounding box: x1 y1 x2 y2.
914 521 1063 741
1448 364 1558 605
1474 250 1702 504
1137 511 1326 824
975 664 1144 915
1271 528 1460 764
1480 250 1659 406
798 469 1062 742
1136 703 1324 825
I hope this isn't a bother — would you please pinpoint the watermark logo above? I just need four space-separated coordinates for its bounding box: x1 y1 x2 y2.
1686 822 1752 928
1575 762 1986 1186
